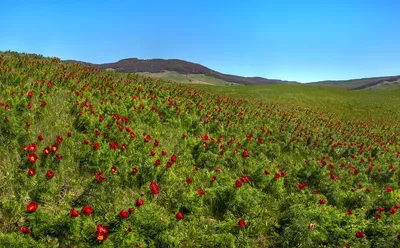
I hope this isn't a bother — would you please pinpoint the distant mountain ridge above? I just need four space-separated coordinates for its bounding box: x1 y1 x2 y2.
63 58 299 85
63 57 400 89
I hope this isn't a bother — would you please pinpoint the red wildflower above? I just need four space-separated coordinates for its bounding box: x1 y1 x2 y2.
171 154 177 163
27 154 38 164
176 212 184 220
235 179 242 188
51 144 58 152
132 168 138 174
386 187 393 192
136 199 144 207
55 154 63 161
186 178 192 184
28 143 37 152
82 205 93 215
38 135 44 141
376 214 382 220
119 210 129 219
356 231 366 238
274 173 281 179
19 226 31 234
43 146 51 155
111 166 117 174
298 184 305 190
70 209 79 217
264 169 270 175
238 219 246 228
26 202 38 213
319 199 327 205
389 208 397 214
198 188 205 196
28 167 35 177
150 181 160 194
243 149 249 158
95 224 109 242
96 171 107 182
46 170 54 179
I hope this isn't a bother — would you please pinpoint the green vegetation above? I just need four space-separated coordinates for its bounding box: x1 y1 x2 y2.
137 70 237 86
1 51 400 247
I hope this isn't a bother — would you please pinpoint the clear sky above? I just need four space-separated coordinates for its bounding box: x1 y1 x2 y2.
1 0 399 82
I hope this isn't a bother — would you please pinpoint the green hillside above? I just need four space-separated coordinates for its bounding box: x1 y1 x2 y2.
1 51 400 247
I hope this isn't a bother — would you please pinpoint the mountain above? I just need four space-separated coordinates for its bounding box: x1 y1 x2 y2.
63 58 300 85
309 75 400 90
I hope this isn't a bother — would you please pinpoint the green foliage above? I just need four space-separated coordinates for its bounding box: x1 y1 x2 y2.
0 51 400 247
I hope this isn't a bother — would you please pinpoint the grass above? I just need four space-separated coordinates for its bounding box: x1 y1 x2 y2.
137 70 238 86
1 51 400 247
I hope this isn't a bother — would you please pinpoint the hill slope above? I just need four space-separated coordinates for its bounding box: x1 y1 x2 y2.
309 75 400 90
64 58 299 85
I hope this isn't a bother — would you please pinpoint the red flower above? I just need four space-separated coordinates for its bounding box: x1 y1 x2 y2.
171 154 177 163
356 231 366 238
41 101 47 107
376 214 382 220
111 166 117 174
38 135 44 141
161 150 167 156
55 154 63 161
136 199 144 207
51 144 58 152
280 171 286 177
119 210 129 219
28 143 37 152
264 169 270 175
211 176 217 181
378 207 385 212
67 131 72 137
150 181 160 195
93 142 100 150
26 202 38 213
238 219 246 228
82 205 93 215
389 208 397 214
235 179 242 188
243 149 249 158
274 173 281 179
386 187 393 192
84 139 89 145
186 178 192 184
176 212 184 220
298 184 305 190
198 188 205 196
19 226 31 234
154 139 159 147
95 224 109 242
43 146 51 155
46 170 54 179
166 161 173 168
128 208 134 214
27 154 38 164
132 168 138 174
28 167 35 177
96 171 107 182
346 210 353 215
70 209 79 217
319 199 326 205
154 159 161 167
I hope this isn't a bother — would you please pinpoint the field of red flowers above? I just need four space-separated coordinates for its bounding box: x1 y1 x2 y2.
0 51 399 247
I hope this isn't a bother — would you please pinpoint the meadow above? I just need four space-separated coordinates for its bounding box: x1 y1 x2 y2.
0 51 399 247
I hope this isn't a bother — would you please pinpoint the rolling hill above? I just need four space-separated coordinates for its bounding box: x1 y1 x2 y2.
63 58 299 85
64 57 400 89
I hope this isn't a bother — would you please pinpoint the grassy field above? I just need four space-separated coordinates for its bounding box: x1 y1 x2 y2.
137 71 238 86
1 51 400 247
192 83 400 125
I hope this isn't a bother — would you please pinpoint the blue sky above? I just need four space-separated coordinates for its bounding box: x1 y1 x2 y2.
1 0 399 82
